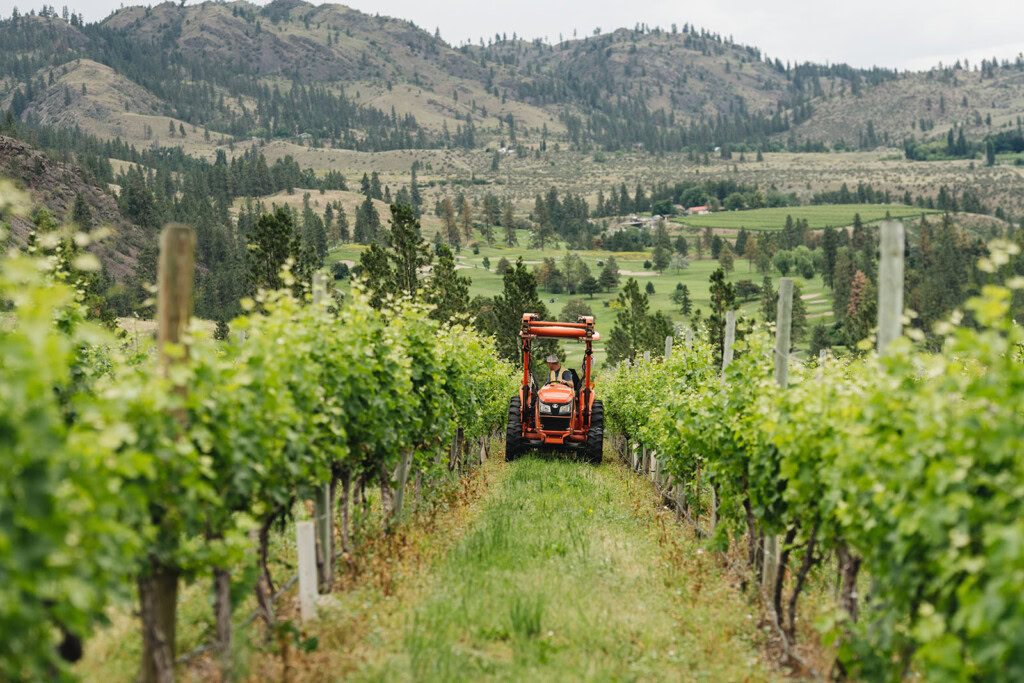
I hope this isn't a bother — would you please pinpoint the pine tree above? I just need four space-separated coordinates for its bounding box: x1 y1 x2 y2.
247 207 295 293
427 244 471 322
735 227 748 256
385 203 431 298
674 234 689 258
822 227 839 288
719 242 735 273
671 282 692 315
599 255 620 291
707 268 737 364
357 243 393 310
71 192 92 229
354 195 380 244
487 258 559 364
832 247 856 321
336 203 350 242
791 284 808 342
460 201 474 243
502 200 517 246
760 275 776 323
441 197 459 247
369 171 383 200
606 278 673 364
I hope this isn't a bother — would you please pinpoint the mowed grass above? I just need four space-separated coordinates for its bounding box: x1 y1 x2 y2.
352 455 776 682
329 228 832 369
673 204 936 231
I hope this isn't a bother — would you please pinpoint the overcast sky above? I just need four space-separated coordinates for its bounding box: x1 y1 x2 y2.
5 0 1023 71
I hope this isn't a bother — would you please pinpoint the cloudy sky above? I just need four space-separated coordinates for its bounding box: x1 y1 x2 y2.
5 0 1023 71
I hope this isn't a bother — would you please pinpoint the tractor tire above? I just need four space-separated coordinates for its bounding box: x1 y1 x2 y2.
506 396 524 462
585 400 604 465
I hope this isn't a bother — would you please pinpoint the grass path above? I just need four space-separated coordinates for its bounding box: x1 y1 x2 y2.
351 455 778 681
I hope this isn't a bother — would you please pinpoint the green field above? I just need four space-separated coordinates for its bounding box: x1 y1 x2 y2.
329 228 834 369
672 204 936 231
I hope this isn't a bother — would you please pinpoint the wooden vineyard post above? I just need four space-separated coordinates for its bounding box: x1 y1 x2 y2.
877 220 905 355
664 335 674 359
722 310 736 371
139 224 195 683
295 521 318 622
710 310 737 534
643 350 651 363
311 272 334 593
685 328 694 346
763 278 793 595
391 450 414 525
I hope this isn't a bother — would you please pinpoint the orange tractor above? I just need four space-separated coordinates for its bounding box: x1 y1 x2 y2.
505 314 604 464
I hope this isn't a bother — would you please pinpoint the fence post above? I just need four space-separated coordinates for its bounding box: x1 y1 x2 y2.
311 272 334 593
763 277 793 594
139 224 195 683
664 335 674 359
722 310 736 371
877 220 905 355
643 350 651 363
685 328 694 346
295 521 318 622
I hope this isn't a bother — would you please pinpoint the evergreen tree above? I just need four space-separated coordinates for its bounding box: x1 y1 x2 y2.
357 243 393 310
832 246 856 320
735 227 748 256
460 200 474 243
791 284 808 343
385 203 432 298
369 171 383 200
441 197 459 247
486 258 559 364
71 192 92 229
652 245 670 273
761 275 776 323
247 207 295 293
707 268 737 364
502 200 517 246
354 195 380 244
719 242 735 273
606 278 672 364
336 203 350 242
427 244 471 322
599 255 620 291
674 234 689 258
671 282 692 315
822 227 839 288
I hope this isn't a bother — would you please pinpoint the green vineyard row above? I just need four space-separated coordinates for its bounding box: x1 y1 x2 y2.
603 251 1023 680
0 240 518 679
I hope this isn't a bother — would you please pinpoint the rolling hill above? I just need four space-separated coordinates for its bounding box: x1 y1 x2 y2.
2 1 1021 156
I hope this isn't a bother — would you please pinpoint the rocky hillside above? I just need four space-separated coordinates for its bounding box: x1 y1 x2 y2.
0 135 151 281
0 1 1022 153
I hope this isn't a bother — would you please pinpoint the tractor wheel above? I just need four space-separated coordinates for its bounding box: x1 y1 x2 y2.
506 396 524 462
585 400 604 465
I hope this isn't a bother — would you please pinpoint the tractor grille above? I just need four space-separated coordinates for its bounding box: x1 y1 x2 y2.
539 415 571 431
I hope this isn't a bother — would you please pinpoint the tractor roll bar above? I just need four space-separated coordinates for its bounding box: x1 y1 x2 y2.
526 326 601 340
520 313 599 340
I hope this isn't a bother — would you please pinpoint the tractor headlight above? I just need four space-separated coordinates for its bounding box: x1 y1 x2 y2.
539 402 552 414
559 404 571 415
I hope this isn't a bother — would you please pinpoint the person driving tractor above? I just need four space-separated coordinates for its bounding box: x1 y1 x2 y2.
544 354 576 388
